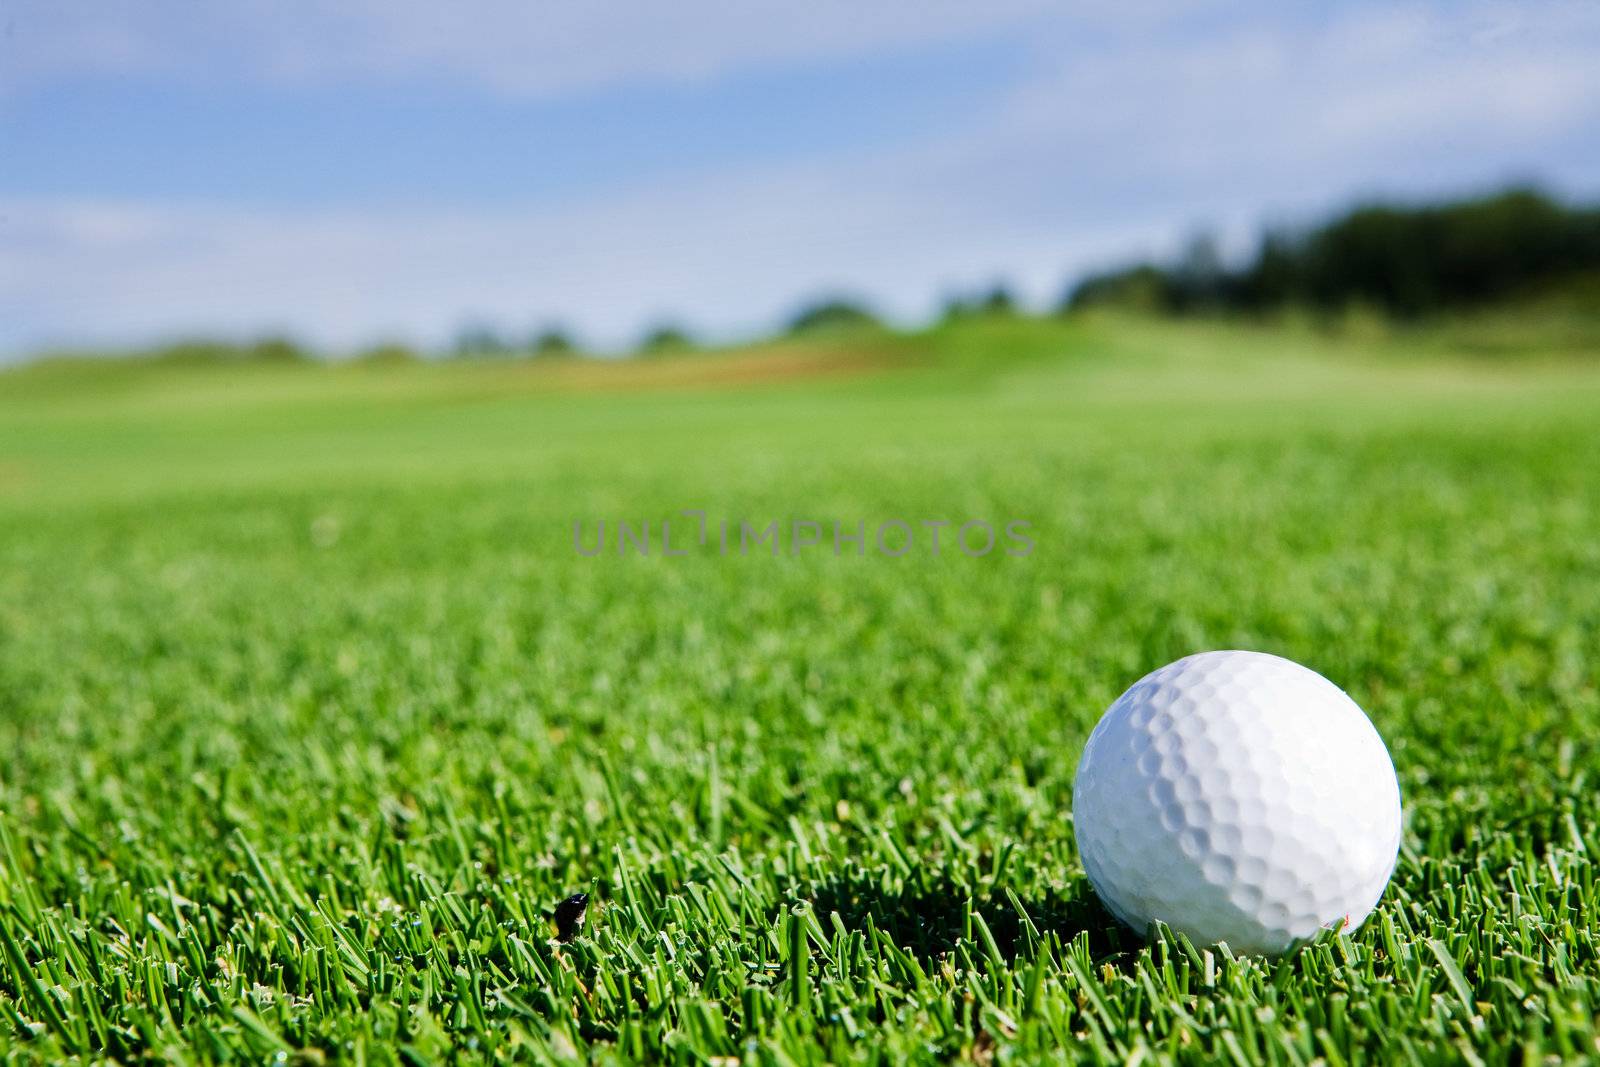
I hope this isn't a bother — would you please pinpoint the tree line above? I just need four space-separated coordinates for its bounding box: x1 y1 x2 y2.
37 186 1598 367
1065 187 1600 317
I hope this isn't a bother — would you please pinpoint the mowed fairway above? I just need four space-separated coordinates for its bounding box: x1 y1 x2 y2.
2 317 1599 1063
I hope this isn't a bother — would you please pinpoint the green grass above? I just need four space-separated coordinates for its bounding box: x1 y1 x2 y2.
1 315 1598 1063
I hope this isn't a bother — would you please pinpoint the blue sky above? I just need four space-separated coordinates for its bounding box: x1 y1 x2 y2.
3 1 1598 357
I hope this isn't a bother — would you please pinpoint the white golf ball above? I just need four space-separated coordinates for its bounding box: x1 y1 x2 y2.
1073 650 1401 955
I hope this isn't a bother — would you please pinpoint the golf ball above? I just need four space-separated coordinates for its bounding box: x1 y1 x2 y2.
1073 650 1401 955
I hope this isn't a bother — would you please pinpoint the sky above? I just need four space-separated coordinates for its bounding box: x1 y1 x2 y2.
2 1 1598 358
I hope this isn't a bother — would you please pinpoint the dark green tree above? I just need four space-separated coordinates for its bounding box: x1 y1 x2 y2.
787 298 881 337
978 284 1017 316
638 324 694 355
531 327 578 356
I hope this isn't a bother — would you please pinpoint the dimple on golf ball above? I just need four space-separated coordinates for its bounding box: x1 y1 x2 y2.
1072 650 1401 955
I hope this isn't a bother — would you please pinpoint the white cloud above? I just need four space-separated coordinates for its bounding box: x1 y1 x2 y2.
1 0 1075 97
